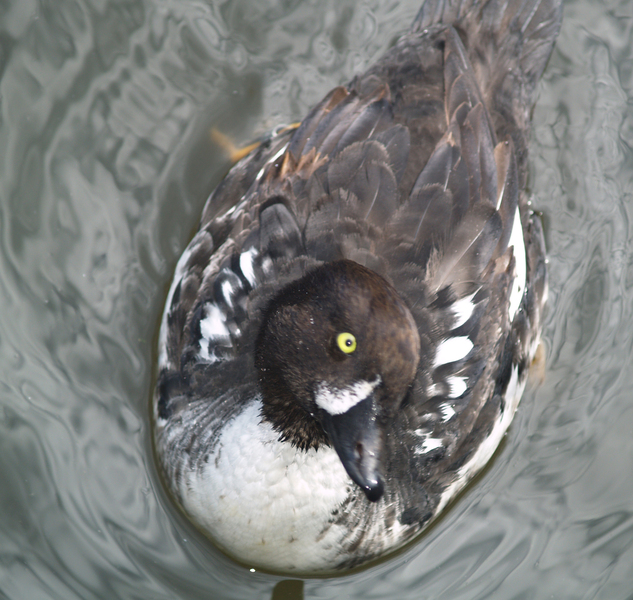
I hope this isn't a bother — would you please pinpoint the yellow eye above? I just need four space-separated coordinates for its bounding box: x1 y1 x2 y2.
336 332 357 354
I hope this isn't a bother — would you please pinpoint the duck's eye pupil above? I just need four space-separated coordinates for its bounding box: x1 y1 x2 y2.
337 332 357 354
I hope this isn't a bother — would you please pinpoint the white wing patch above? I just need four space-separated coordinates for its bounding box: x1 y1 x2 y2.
451 292 477 329
435 364 525 515
256 142 290 181
158 245 194 369
446 375 467 398
440 403 456 422
221 279 235 302
413 430 444 454
200 302 230 339
315 377 381 415
508 207 526 320
434 336 473 367
198 302 230 363
239 247 258 286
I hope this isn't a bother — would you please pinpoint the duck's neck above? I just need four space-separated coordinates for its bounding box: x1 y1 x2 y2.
258 374 329 451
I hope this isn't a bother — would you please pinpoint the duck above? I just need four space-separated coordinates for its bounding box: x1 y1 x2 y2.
153 0 562 573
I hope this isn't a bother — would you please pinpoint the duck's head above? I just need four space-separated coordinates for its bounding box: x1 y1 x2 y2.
255 260 421 502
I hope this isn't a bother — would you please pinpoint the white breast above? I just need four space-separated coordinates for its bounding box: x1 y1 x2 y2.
179 400 354 572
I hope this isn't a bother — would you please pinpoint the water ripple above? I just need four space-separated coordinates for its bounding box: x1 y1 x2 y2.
1 0 633 598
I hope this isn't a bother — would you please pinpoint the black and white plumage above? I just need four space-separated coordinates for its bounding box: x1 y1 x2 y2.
153 0 561 573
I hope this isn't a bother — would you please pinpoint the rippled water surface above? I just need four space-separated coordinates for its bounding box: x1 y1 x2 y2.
1 0 632 598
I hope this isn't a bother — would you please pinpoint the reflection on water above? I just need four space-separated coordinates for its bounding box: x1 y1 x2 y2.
0 0 632 598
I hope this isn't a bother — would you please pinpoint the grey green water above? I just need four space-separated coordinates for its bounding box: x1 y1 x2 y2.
1 0 632 598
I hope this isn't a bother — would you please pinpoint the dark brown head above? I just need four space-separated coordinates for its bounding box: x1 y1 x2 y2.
255 260 421 501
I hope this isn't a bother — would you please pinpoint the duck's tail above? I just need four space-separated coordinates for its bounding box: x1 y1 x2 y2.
413 0 562 177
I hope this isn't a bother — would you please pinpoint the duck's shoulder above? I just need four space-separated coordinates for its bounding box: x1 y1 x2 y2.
156 125 300 367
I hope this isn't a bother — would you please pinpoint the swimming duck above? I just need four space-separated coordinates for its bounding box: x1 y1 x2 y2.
153 0 561 573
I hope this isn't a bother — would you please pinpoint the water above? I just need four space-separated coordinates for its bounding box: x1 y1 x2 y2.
0 0 632 598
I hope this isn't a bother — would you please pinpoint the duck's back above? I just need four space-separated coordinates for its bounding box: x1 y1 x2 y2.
154 0 561 573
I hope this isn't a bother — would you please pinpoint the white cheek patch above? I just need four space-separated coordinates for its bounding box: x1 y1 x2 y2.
433 336 473 367
315 377 381 416
508 207 526 321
